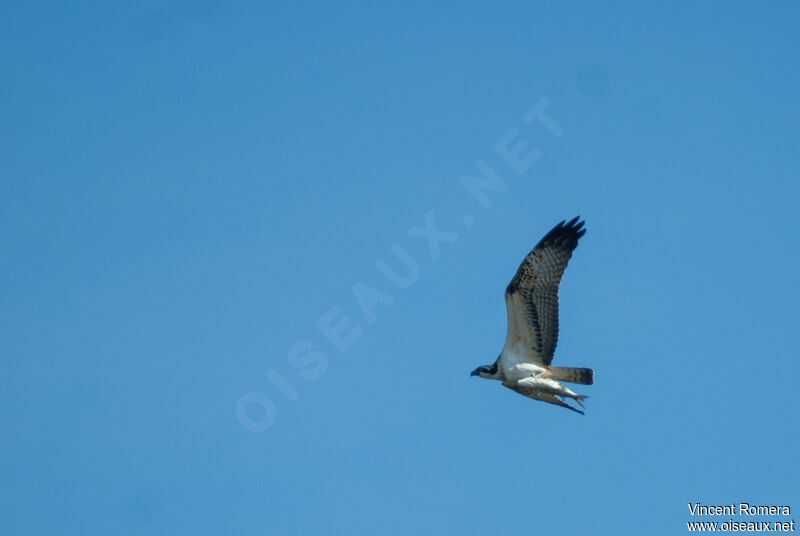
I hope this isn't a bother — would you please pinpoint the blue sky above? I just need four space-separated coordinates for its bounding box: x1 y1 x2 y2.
2 1 799 534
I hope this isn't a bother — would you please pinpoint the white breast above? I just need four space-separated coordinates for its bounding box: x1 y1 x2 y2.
500 349 546 381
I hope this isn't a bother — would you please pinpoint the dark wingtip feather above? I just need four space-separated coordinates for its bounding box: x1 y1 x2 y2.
563 402 585 415
534 217 587 250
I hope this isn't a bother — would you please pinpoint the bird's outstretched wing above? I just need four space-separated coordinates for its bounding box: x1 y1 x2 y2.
503 217 586 365
506 382 585 414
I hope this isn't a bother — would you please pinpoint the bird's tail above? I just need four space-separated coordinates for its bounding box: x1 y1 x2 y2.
549 366 594 385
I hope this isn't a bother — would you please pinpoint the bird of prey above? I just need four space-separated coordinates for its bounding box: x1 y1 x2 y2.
471 217 594 414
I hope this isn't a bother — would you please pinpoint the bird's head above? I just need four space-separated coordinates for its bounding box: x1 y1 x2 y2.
470 362 499 379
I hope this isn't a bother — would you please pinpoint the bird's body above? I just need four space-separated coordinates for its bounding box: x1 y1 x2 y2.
471 217 593 414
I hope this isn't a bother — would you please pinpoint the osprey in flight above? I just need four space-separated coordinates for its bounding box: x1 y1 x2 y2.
471 217 594 414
